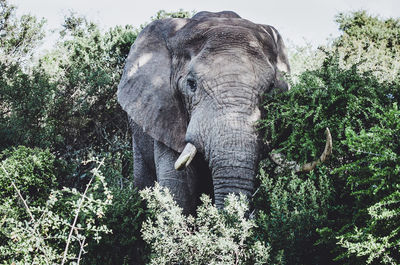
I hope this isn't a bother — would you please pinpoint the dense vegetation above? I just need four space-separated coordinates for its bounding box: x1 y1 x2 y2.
1 0 399 263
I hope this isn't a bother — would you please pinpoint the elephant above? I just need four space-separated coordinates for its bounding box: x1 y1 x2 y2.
117 11 331 213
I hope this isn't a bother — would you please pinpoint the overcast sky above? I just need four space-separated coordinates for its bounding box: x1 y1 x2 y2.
9 0 400 48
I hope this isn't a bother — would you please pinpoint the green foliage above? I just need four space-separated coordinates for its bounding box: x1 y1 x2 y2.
42 14 136 155
1 9 136 154
83 187 149 265
0 0 49 150
0 0 46 65
333 11 400 82
337 191 400 264
334 104 400 264
0 155 113 264
287 42 326 82
1 8 136 191
135 9 194 31
263 55 394 165
0 146 57 209
259 16 400 262
0 67 56 149
141 184 270 265
151 9 194 20
338 105 400 204
254 168 333 264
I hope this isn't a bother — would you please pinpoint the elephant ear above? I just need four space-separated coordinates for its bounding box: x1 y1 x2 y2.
260 24 290 74
117 18 190 152
261 25 290 91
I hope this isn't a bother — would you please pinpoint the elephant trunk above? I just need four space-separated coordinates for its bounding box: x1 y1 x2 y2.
179 80 262 208
211 153 258 208
206 117 260 208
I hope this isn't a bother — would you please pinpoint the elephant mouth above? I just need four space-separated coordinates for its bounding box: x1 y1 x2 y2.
174 142 198 170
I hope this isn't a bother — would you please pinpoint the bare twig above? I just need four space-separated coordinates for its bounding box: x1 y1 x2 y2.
61 176 94 265
1 164 35 221
2 165 53 263
76 237 86 265
349 148 386 157
73 224 87 265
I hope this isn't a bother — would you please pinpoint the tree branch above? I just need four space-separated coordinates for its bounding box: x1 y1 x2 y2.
61 176 94 265
1 164 35 221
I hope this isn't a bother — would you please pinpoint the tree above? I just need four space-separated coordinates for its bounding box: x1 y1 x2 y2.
333 11 400 82
0 0 45 66
0 0 49 151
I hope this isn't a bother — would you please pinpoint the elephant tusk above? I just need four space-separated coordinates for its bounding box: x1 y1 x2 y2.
297 128 332 173
270 128 333 173
174 143 197 170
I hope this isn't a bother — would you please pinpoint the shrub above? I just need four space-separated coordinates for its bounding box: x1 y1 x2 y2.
254 166 333 264
337 192 400 265
0 155 113 264
82 186 149 265
258 47 399 263
335 104 400 264
140 184 270 265
0 146 57 209
287 42 326 83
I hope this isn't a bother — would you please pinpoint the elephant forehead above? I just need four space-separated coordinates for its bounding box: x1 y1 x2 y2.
193 52 270 76
173 24 275 63
175 18 268 46
192 17 260 32
195 26 263 45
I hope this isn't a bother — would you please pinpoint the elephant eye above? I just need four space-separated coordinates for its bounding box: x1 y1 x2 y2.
187 78 197 92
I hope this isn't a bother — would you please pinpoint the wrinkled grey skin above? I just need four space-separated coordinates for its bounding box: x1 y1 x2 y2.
117 11 290 213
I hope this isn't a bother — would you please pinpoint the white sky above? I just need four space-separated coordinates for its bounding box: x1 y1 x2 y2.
9 0 400 48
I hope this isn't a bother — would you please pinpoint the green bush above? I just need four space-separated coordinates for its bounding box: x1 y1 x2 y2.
82 187 149 265
0 0 45 65
140 184 270 265
254 167 333 264
335 104 400 264
258 47 399 263
0 155 113 264
337 191 400 265
44 16 136 155
0 0 49 150
0 146 57 209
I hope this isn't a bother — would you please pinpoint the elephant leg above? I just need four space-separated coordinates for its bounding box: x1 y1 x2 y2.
154 140 199 214
131 119 157 189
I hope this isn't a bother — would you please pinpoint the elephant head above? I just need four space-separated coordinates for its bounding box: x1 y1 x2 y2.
118 11 293 208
